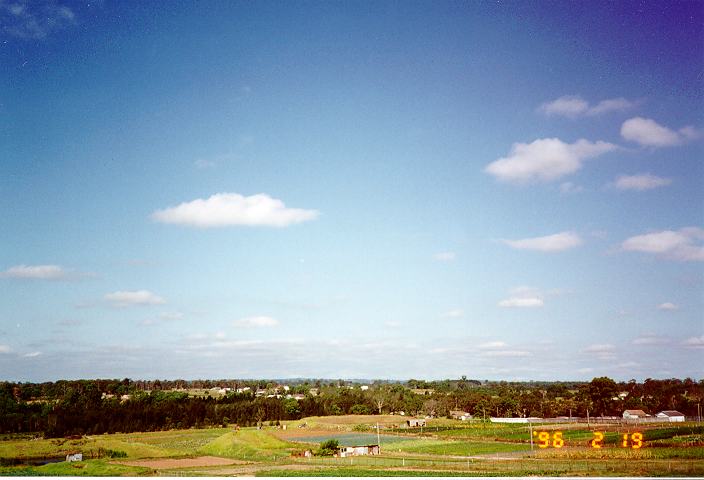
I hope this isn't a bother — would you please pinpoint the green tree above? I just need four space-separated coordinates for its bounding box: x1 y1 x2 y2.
588 377 618 416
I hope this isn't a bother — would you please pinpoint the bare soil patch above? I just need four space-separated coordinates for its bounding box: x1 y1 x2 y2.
114 455 243 469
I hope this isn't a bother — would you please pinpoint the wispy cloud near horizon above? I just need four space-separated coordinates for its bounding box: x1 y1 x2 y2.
501 231 582 252
104 290 166 307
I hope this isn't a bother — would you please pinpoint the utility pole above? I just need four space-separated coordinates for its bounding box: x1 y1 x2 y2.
376 422 381 454
529 420 534 452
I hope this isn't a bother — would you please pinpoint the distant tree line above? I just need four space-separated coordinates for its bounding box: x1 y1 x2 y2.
0 377 701 437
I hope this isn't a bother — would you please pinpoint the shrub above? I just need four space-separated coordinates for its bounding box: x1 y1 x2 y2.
315 439 339 456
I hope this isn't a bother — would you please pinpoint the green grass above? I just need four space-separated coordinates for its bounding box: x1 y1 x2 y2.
0 459 151 476
255 467 473 476
197 428 296 461
391 438 530 456
117 427 229 454
0 428 231 462
2 420 703 476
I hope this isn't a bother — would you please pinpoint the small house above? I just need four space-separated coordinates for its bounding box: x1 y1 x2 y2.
66 452 83 462
450 410 472 421
656 410 685 422
623 409 649 421
338 445 379 457
406 418 426 427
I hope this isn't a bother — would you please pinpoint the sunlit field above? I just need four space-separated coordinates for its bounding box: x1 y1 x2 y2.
1 417 702 476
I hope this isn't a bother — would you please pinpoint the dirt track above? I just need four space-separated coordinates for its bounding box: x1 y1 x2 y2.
115 456 244 469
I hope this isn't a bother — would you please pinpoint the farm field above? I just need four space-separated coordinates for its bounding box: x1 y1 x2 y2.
0 417 702 476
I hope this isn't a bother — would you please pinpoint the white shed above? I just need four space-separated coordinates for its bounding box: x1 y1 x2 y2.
656 410 685 422
66 452 83 462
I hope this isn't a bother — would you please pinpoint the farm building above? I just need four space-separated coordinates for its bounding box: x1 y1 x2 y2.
491 417 542 424
623 409 650 421
338 445 380 457
406 418 426 427
656 410 685 422
66 452 83 462
450 410 472 421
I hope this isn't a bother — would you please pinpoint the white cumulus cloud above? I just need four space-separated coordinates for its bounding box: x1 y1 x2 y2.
105 290 166 307
538 95 636 118
621 227 704 262
0 345 11 354
442 309 464 318
1 264 68 280
484 138 617 184
621 117 699 147
501 231 582 252
613 173 672 191
233 316 279 328
152 193 319 228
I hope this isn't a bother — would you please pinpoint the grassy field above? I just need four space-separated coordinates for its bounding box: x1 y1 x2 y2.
0 417 702 476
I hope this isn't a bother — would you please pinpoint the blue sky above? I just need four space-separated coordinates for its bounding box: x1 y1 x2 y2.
1 0 702 382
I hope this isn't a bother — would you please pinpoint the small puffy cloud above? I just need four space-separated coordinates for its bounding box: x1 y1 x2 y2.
442 309 464 318
478 341 507 349
484 138 617 184
23 351 42 358
233 316 279 328
621 117 700 147
498 286 544 308
501 231 582 252
152 193 319 228
588 98 638 116
621 227 704 262
538 95 589 117
613 173 672 191
433 252 456 262
105 290 166 307
159 312 184 320
683 336 704 348
0 345 11 354
1 264 67 280
657 302 679 311
538 95 636 118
